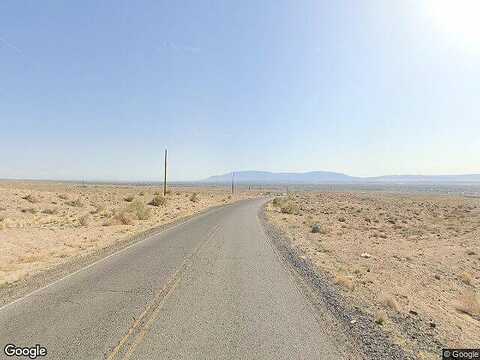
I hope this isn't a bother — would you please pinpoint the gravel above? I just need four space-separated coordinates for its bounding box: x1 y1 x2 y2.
260 204 415 360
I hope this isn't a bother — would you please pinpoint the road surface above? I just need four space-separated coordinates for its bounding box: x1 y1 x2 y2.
0 199 346 359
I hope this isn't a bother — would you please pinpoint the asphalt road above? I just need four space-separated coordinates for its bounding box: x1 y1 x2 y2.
0 199 347 359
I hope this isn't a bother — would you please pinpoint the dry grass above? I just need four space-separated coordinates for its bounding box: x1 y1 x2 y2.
90 203 105 214
460 272 474 286
375 310 387 325
148 195 167 207
105 211 134 226
455 290 480 317
18 254 44 264
381 295 400 312
58 194 68 200
334 273 354 291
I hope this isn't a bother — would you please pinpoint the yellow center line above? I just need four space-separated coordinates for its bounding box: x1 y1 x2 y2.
106 223 221 360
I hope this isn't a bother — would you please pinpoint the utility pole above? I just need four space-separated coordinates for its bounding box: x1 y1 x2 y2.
231 172 235 195
163 148 167 196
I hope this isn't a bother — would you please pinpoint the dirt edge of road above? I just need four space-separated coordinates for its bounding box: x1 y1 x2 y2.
259 203 414 360
0 201 240 308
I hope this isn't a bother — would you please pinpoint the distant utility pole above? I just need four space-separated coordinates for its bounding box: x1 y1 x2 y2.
231 172 235 195
163 148 168 196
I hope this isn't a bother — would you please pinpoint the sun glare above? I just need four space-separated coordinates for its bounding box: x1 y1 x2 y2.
426 0 480 48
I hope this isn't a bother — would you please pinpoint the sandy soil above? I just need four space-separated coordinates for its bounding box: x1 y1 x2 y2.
265 192 480 359
0 181 259 287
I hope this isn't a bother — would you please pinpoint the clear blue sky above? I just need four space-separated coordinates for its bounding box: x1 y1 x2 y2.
1 1 479 181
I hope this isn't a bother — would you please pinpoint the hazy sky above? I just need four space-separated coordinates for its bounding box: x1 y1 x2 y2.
1 1 479 181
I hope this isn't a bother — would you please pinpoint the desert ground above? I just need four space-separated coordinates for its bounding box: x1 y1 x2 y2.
0 181 258 287
265 191 480 359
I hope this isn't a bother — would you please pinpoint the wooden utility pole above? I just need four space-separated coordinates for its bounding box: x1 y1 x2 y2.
231 172 234 195
163 148 168 196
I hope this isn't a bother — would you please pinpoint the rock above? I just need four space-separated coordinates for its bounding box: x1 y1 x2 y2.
409 310 418 316
361 253 372 258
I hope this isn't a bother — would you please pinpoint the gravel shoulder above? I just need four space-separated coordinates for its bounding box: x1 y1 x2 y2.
260 202 415 360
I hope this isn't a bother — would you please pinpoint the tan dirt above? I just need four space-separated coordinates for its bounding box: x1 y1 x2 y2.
265 192 480 359
0 181 259 287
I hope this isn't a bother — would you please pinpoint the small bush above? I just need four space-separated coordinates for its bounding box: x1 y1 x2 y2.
42 208 58 215
0 218 6 230
21 208 37 214
338 217 346 222
272 197 285 207
66 199 83 207
79 214 90 226
190 193 199 203
58 194 69 200
148 195 167 207
124 195 135 202
127 200 151 220
311 224 322 233
22 194 39 203
280 202 298 214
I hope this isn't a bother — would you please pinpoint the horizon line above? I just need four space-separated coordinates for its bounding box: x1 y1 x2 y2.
1 169 480 185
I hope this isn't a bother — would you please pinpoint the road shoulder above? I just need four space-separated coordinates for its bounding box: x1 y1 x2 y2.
259 203 413 360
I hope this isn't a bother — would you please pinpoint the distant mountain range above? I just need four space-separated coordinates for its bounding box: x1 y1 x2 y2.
203 171 480 184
